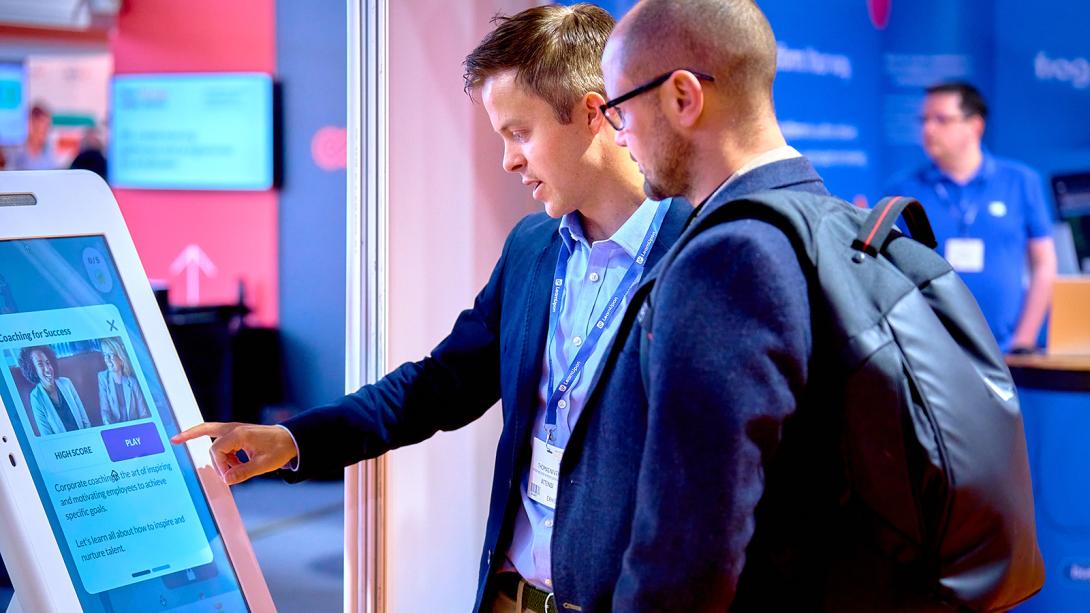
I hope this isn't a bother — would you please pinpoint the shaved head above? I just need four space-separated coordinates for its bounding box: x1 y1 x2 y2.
613 0 777 120
601 0 788 204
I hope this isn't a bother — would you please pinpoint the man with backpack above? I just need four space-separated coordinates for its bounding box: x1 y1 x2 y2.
543 0 1043 610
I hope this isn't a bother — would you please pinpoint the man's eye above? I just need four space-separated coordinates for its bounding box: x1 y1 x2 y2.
511 131 529 143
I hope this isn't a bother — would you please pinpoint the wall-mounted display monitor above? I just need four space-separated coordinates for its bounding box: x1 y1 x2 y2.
0 62 26 147
1053 172 1090 219
109 73 275 191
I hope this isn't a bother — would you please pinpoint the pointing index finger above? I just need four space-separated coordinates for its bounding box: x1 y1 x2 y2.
170 422 237 444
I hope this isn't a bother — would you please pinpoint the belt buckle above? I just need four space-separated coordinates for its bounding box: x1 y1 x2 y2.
544 592 556 613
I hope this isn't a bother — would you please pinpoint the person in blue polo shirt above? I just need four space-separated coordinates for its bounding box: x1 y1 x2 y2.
886 81 1057 352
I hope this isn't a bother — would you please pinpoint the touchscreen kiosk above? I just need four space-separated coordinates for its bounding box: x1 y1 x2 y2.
0 171 274 612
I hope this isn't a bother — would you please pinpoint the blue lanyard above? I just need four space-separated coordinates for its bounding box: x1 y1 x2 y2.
543 199 670 443
936 180 977 236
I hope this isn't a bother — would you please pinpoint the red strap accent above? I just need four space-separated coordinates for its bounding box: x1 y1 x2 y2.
863 196 903 251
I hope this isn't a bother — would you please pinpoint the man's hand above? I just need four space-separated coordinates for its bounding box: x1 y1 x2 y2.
1010 236 1057 350
171 422 298 485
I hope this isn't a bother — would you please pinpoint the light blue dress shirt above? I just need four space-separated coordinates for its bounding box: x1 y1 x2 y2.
505 198 663 591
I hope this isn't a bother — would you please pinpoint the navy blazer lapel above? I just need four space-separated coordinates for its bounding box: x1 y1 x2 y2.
513 232 561 447
644 197 691 271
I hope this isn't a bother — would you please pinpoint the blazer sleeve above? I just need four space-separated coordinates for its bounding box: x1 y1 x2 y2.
31 386 55 436
130 377 150 419
612 220 812 611
279 219 521 481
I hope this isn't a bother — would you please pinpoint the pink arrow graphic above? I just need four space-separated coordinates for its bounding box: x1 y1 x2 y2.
169 244 218 305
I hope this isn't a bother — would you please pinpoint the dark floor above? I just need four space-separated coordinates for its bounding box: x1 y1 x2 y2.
0 478 343 612
234 478 344 612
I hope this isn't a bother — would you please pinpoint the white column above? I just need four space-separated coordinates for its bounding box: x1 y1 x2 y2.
345 0 387 612
345 0 538 611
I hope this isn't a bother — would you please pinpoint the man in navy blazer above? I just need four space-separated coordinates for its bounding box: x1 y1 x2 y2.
173 5 691 612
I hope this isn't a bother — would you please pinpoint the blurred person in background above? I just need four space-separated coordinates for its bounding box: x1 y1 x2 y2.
12 103 59 171
886 82 1057 352
70 126 108 179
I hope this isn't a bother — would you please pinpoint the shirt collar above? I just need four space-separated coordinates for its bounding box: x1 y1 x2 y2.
702 145 803 209
558 198 660 259
924 148 996 186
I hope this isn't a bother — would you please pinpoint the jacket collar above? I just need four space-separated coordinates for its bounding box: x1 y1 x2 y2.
697 156 829 220
559 198 665 261
921 149 996 187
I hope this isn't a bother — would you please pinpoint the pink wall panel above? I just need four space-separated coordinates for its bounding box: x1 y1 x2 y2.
114 189 278 323
110 0 275 74
383 1 537 609
110 0 278 325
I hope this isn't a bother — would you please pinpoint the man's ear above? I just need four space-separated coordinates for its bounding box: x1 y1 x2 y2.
662 70 705 129
969 114 986 140
582 91 608 133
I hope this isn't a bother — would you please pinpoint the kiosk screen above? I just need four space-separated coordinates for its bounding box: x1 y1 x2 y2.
0 235 249 612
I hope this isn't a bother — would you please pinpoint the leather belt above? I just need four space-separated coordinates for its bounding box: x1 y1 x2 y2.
494 572 556 613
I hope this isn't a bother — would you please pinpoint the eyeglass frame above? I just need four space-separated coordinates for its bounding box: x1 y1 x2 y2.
918 112 978 127
599 68 716 131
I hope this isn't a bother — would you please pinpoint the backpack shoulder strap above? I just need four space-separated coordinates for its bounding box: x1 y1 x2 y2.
853 196 936 256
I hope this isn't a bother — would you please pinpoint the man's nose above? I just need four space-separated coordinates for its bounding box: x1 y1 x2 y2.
502 145 525 174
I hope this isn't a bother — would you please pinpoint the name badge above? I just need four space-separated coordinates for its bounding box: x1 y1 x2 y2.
945 238 985 273
528 437 563 510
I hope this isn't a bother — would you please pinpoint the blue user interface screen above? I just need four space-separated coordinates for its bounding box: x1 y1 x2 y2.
0 236 248 612
109 73 274 190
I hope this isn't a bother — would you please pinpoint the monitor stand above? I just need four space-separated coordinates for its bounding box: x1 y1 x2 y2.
4 594 19 613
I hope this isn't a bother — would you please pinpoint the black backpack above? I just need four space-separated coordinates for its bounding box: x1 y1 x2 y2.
636 191 1045 611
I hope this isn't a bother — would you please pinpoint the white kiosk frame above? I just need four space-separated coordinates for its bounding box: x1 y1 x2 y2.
0 171 275 612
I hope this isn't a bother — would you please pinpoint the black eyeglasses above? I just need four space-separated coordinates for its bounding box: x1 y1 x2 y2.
599 69 715 131
918 113 970 127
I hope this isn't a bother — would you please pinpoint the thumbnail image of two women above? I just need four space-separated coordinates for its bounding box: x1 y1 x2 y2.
18 338 149 436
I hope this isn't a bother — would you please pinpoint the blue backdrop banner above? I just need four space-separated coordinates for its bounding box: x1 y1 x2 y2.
562 0 1088 209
